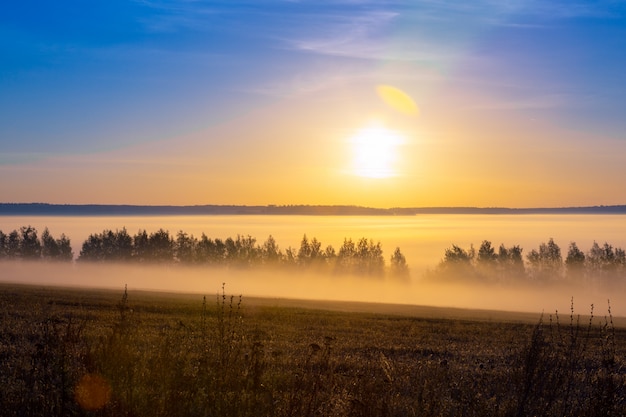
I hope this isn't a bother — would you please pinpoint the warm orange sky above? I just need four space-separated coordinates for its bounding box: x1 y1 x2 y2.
2 2 626 208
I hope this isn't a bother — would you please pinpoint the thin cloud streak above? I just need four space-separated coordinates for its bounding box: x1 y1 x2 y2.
284 10 398 59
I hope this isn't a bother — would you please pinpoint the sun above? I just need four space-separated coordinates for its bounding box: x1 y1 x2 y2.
350 123 404 178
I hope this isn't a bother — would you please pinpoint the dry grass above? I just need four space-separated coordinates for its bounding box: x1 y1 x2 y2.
1 283 625 416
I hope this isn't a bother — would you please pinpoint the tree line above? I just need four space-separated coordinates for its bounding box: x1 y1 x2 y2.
78 228 410 278
0 226 73 261
432 238 626 284
5 225 626 285
0 226 409 278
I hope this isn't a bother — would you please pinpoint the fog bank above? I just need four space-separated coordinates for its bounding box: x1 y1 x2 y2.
1 261 622 318
3 214 626 278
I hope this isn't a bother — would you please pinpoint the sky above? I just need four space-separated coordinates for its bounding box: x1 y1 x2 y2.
2 0 626 208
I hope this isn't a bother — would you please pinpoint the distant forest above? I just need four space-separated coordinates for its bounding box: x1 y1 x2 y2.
2 225 626 286
430 238 626 286
0 226 410 279
2 203 626 216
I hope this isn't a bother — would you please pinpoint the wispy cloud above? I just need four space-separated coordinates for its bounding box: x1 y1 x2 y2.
276 1 516 62
285 10 398 58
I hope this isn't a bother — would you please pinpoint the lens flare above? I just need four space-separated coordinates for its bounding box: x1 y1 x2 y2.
376 85 419 115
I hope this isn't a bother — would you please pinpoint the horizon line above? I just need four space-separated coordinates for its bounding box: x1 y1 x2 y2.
1 202 626 214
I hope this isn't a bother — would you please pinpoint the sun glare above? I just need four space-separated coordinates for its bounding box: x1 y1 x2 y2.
350 124 404 178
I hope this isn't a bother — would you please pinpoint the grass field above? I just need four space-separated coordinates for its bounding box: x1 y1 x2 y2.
1 282 625 416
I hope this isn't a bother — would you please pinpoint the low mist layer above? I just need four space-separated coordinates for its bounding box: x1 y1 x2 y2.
4 213 626 276
1 261 622 318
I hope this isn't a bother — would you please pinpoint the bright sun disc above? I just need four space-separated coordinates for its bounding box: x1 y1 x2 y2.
350 124 404 178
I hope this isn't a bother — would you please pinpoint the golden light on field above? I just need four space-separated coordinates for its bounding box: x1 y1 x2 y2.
376 85 419 115
350 122 404 178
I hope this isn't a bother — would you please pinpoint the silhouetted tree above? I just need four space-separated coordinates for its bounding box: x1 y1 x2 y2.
527 238 562 281
0 226 70 260
261 235 281 265
355 238 385 276
224 237 238 264
309 237 323 264
283 247 297 267
586 241 626 284
196 235 226 264
0 230 7 259
565 242 586 282
78 228 131 261
69 226 408 279
477 240 497 264
438 244 475 279
337 238 356 273
7 230 20 258
133 230 150 261
587 241 610 278
41 228 73 261
389 247 409 279
19 226 41 260
41 228 59 259
176 231 198 263
476 240 498 281
330 237 385 276
111 228 133 261
147 229 174 262
445 244 474 264
297 235 312 266
56 233 73 261
494 244 525 282
101 230 117 259
323 245 336 269
224 235 259 267
297 235 326 268
237 235 260 266
79 234 104 261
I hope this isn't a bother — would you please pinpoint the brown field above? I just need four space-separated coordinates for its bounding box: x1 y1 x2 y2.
1 282 625 416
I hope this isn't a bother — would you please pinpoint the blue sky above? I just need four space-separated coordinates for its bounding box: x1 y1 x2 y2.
2 1 626 207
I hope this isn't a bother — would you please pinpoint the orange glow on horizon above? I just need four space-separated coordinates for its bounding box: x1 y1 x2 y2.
4 84 626 210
